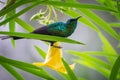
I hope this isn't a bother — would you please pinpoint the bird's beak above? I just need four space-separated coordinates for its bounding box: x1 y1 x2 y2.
75 16 82 20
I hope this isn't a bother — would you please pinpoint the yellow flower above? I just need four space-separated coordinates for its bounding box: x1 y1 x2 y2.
33 42 75 73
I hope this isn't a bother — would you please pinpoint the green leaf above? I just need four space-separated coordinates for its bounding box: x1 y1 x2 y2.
0 56 55 80
79 9 119 40
78 78 86 80
109 22 120 28
13 66 54 80
5 0 16 8
0 0 49 26
67 50 111 69
59 72 71 80
98 32 118 64
0 31 85 44
66 0 76 2
62 58 78 80
109 56 120 80
104 0 115 8
0 0 32 17
34 45 46 59
0 56 39 69
75 59 110 78
7 9 16 47
117 0 120 18
1 63 25 80
15 18 34 32
10 38 16 47
0 2 38 26
117 0 120 11
78 51 118 57
41 1 117 12
67 50 110 77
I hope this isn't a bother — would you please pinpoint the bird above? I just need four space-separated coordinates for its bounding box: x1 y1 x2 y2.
0 16 81 48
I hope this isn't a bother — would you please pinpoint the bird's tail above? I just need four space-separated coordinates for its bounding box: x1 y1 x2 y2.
0 36 23 40
0 36 11 40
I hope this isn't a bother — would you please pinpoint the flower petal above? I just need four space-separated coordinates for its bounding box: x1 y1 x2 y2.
33 42 75 73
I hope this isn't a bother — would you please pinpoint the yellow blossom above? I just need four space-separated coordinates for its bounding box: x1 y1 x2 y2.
33 42 75 73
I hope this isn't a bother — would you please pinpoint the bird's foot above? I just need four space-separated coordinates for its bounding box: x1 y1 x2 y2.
52 45 62 48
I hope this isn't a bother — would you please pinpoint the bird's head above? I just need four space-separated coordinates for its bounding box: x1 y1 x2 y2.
66 16 82 25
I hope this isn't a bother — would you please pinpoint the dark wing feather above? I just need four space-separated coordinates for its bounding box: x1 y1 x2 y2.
10 26 49 40
31 26 50 35
32 26 55 44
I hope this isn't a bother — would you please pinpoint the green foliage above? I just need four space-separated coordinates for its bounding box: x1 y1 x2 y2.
34 45 46 59
0 0 120 80
78 9 119 40
66 50 110 78
110 22 120 28
15 18 34 32
0 31 84 44
62 58 78 80
5 1 16 47
109 56 120 80
98 32 117 64
0 2 39 26
41 1 117 12
0 56 55 80
1 63 25 80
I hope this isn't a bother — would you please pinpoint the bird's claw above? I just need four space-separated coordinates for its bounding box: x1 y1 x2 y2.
52 45 62 48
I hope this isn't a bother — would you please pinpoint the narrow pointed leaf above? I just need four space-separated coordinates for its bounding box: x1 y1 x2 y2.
67 50 111 69
98 32 117 64
59 72 71 80
77 51 118 57
75 59 110 78
109 56 120 80
7 9 16 47
62 58 77 80
0 0 49 26
15 18 34 32
34 45 46 59
0 56 55 80
0 0 32 17
41 1 117 12
0 62 54 80
1 63 25 80
67 50 111 77
13 66 54 80
109 23 120 28
117 0 120 11
0 56 39 69
0 31 85 44
0 2 38 26
104 0 115 8
79 9 119 40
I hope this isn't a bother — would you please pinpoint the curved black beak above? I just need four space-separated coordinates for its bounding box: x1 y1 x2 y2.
75 16 82 20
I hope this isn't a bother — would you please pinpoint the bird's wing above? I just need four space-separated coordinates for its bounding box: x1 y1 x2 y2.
32 22 66 36
32 26 50 35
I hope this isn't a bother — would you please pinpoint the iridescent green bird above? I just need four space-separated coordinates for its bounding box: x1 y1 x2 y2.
0 16 81 47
